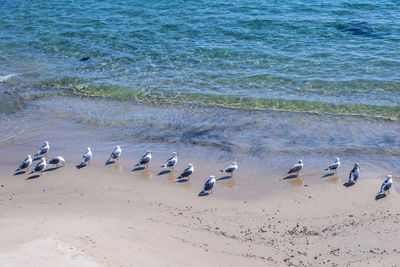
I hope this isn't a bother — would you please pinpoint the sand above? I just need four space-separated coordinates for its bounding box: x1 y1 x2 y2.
0 156 399 266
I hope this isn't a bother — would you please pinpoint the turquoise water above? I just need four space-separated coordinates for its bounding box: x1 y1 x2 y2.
1 0 399 108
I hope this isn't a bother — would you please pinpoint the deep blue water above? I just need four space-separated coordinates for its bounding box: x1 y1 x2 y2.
1 0 400 107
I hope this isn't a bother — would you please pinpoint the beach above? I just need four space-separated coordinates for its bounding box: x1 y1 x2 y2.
1 151 399 266
1 0 400 265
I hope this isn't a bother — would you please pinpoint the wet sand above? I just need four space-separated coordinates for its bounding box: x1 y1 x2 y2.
1 151 399 266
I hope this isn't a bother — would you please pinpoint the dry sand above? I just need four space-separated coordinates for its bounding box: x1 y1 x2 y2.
0 157 399 266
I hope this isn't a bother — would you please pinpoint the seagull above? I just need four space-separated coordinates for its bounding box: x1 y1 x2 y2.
108 145 121 162
379 175 393 195
201 175 216 194
35 141 49 157
81 147 92 165
135 150 152 168
161 152 178 170
348 163 360 184
288 160 303 175
220 162 238 177
48 156 65 167
325 158 340 173
177 163 194 180
16 155 32 172
30 158 47 176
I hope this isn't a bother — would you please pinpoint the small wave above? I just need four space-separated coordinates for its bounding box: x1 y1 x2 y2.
0 73 19 83
24 78 400 121
65 84 400 120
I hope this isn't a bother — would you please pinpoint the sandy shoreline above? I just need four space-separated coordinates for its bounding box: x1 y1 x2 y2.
1 156 399 266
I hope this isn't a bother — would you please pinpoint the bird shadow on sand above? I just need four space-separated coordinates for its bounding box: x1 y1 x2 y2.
217 176 232 181
198 191 210 197
321 173 334 178
44 166 61 172
26 174 40 180
105 160 116 166
14 171 26 176
343 182 355 187
175 178 189 183
158 170 171 176
132 167 145 172
375 193 387 201
283 174 298 180
76 163 87 169
33 157 43 161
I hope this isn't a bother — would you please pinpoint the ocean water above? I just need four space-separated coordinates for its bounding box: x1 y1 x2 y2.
0 0 399 176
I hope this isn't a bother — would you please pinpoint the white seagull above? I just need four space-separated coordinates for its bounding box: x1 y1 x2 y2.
325 157 340 173
81 147 92 165
288 160 303 175
348 163 360 184
379 175 393 195
177 163 194 180
35 141 49 157
220 162 238 176
135 150 152 168
108 145 122 162
161 152 178 170
48 156 65 167
201 175 216 195
30 158 47 176
16 155 32 172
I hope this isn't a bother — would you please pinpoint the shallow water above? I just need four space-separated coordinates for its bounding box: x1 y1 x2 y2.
1 0 399 108
1 96 398 174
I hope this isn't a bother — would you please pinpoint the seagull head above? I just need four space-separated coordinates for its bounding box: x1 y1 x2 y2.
172 152 178 155
354 163 360 169
233 162 238 165
59 157 66 163
87 147 91 152
45 141 49 146
210 175 215 179
336 157 340 162
298 160 303 164
188 163 193 167
116 145 121 149
27 155 32 159
146 150 152 155
387 175 392 180
41 157 46 162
